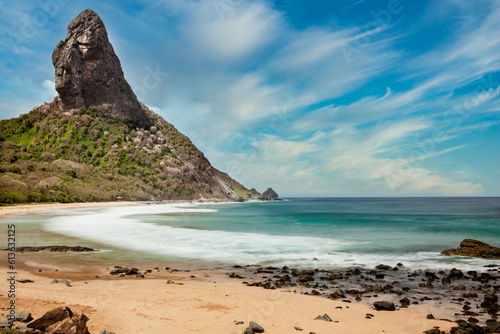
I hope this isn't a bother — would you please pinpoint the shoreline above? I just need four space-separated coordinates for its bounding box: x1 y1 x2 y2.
0 201 143 217
0 261 456 334
0 198 242 218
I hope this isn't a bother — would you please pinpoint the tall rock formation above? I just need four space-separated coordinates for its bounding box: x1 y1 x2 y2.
52 9 152 128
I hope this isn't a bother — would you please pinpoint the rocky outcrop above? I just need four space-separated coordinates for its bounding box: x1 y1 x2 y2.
6 246 96 252
27 307 90 334
262 188 279 199
441 239 500 259
52 9 152 128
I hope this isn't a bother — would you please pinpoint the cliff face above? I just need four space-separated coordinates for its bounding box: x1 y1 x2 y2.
52 9 152 129
0 9 263 204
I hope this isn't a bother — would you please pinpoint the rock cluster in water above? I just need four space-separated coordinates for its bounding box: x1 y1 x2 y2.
442 239 500 259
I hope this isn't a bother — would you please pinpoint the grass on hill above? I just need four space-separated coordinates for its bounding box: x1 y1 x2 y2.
0 101 249 204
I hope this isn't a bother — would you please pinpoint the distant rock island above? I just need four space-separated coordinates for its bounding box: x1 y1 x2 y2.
0 9 274 204
441 239 500 259
262 188 280 200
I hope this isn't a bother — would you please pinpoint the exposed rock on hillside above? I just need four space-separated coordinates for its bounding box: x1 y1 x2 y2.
52 9 151 128
441 239 500 259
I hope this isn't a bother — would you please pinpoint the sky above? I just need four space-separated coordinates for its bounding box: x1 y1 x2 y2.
1 0 499 197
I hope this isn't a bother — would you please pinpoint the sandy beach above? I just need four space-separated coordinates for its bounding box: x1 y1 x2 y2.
0 261 454 334
0 201 143 218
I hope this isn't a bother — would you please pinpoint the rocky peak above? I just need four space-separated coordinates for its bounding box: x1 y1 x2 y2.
263 187 279 200
52 9 152 128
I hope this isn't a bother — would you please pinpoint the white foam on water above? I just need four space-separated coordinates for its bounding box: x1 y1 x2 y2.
42 203 499 271
43 203 354 266
307 251 498 271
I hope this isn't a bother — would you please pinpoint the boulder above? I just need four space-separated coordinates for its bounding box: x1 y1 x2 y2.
314 314 332 322
375 264 392 270
450 320 485 334
485 321 500 333
423 329 440 334
441 239 500 259
15 311 33 322
110 267 139 275
400 297 410 308
27 307 72 331
27 307 90 334
249 321 265 333
373 301 396 311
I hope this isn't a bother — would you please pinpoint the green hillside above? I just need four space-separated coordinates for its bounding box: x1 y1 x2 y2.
0 100 252 204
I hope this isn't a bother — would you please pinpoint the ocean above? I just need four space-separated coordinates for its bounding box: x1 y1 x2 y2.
3 197 500 271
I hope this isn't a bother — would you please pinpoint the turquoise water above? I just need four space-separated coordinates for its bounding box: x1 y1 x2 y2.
2 198 500 270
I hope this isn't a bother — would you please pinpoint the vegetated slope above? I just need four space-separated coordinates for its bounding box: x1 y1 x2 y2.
0 99 255 204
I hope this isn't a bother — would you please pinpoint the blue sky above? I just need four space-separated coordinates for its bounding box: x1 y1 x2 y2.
1 0 499 196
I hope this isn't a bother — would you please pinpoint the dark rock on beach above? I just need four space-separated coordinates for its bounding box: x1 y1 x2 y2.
423 329 441 334
442 239 500 259
229 262 500 330
17 279 34 283
52 279 72 287
375 264 392 270
244 321 265 333
400 297 410 308
373 301 396 311
3 246 96 252
110 267 139 275
27 306 90 334
16 311 33 323
314 314 332 322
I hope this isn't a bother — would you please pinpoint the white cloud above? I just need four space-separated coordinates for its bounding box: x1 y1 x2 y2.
42 79 54 90
406 1 500 93
185 2 282 62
